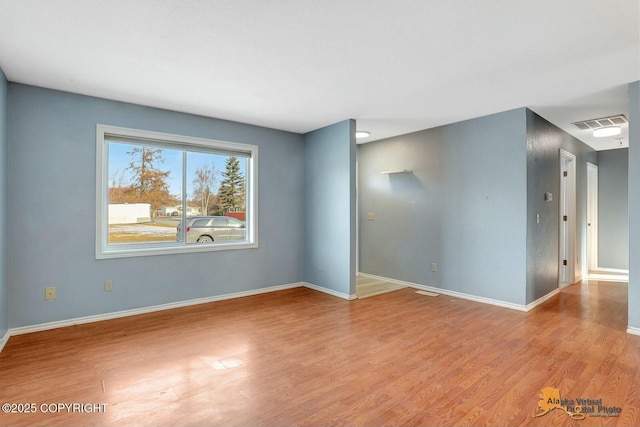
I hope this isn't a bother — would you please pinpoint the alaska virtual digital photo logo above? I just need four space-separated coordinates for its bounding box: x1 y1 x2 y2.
533 387 622 420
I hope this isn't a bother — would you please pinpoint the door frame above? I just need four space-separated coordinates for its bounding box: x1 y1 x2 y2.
559 149 577 287
586 162 598 275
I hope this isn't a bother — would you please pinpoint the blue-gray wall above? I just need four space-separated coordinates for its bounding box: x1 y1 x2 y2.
525 110 597 303
7 84 305 328
303 120 356 296
629 81 640 330
597 148 628 269
0 68 7 338
358 109 528 305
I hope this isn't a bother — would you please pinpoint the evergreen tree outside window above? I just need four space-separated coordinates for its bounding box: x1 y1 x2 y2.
218 157 246 214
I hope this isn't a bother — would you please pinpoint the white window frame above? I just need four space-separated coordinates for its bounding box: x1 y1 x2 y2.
96 124 258 259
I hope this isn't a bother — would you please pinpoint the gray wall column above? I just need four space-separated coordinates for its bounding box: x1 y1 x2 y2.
304 120 356 297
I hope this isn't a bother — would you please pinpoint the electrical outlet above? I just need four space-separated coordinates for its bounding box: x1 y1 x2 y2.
367 213 375 221
431 263 437 272
105 280 113 292
318 262 323 271
45 286 56 300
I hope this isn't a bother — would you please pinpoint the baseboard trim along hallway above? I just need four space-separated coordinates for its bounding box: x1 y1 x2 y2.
357 272 560 313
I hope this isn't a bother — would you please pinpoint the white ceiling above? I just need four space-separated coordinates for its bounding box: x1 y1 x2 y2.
0 0 638 150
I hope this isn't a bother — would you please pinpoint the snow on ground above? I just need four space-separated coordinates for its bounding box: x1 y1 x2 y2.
109 224 176 237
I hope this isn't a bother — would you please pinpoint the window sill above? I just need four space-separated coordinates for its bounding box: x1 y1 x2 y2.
97 241 259 259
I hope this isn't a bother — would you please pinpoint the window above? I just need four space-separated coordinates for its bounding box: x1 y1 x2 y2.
211 218 227 227
96 124 258 258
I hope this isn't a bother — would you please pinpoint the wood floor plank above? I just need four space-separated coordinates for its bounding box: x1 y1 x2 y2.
0 281 638 426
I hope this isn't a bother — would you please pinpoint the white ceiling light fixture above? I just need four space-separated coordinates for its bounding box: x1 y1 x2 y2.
355 131 371 139
593 126 622 138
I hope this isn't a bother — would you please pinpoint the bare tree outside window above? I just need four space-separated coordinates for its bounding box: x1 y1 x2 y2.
192 164 218 216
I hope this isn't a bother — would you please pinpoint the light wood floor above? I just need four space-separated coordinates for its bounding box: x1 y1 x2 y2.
356 275 406 298
1 280 638 426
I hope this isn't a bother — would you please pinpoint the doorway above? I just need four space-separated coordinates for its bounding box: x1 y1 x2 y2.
559 149 577 287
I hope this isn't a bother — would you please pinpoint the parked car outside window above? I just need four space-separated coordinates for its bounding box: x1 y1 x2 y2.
176 216 246 243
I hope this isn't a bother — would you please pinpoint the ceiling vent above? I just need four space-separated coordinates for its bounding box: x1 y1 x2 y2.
572 114 628 131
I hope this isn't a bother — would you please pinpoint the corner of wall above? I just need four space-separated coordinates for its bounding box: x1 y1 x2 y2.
627 81 640 329
0 66 8 342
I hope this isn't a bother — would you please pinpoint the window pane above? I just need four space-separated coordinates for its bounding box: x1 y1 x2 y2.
107 142 183 245
185 152 247 244
212 218 228 227
228 217 244 228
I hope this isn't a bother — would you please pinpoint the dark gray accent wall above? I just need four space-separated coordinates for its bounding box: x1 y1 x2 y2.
629 81 640 330
304 120 356 296
525 110 596 303
597 148 628 269
0 68 7 338
7 84 305 328
358 109 528 305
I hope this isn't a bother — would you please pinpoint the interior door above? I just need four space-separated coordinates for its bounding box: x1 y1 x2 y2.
559 149 577 287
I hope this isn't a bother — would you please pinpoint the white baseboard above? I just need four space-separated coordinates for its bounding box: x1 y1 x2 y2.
592 267 629 274
358 272 528 312
303 282 357 300
587 275 629 283
627 326 640 336
0 329 9 353
525 288 560 311
588 267 629 283
9 282 304 337
4 277 638 347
